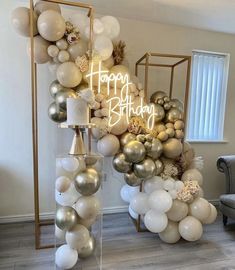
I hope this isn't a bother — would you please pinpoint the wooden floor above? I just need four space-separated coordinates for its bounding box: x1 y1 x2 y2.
0 213 235 270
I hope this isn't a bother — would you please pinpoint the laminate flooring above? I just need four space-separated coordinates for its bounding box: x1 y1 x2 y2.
0 213 235 270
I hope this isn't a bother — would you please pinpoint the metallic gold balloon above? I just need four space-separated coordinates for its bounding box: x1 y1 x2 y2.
155 159 164 175
112 153 132 173
163 138 183 159
124 172 142 186
56 206 78 230
150 91 167 104
147 138 163 160
78 235 96 259
74 168 100 196
166 108 183 123
49 80 64 98
120 132 136 147
48 102 66 123
55 89 77 110
170 99 183 111
134 158 156 179
153 104 165 123
123 141 146 163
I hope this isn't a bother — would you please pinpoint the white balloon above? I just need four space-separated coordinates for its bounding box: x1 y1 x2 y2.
148 190 173 213
55 244 78 269
56 159 73 178
169 190 178 199
128 186 140 201
101 16 120 40
55 176 72 193
144 176 164 194
129 205 138 220
55 224 65 241
120 185 130 203
144 210 168 233
93 35 113 61
163 178 175 191
130 192 149 215
61 156 86 173
55 183 80 206
97 134 120 156
174 180 185 192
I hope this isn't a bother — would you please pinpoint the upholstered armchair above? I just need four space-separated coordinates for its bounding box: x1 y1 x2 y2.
217 156 235 225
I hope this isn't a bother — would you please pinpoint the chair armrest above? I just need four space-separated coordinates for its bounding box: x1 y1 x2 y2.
217 155 235 194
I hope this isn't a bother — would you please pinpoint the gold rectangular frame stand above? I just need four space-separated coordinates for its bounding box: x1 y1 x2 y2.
133 52 192 232
29 0 94 249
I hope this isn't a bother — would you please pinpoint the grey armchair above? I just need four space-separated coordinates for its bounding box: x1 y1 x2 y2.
217 156 235 225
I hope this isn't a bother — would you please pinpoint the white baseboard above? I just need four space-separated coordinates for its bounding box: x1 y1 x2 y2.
0 205 128 224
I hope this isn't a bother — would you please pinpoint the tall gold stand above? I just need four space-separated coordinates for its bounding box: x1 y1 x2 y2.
132 52 192 232
29 0 94 249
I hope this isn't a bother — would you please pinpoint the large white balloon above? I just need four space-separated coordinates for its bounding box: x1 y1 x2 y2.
55 183 80 206
148 190 173 213
55 244 78 269
130 192 149 215
179 216 203 242
144 176 164 194
93 35 113 61
144 210 168 233
97 134 120 156
163 178 175 191
101 16 120 40
159 220 181 244
61 156 86 174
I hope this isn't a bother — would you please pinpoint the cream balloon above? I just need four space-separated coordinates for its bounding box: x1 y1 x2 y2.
93 35 113 61
68 40 88 61
110 115 128 135
202 203 217 224
144 210 168 233
179 216 203 241
149 190 173 213
103 56 115 69
110 65 130 89
56 38 68 50
34 1 61 15
189 197 211 222
163 138 183 159
57 62 82 88
77 216 96 229
100 16 120 40
27 35 51 64
130 192 150 215
181 168 203 186
37 10 66 41
55 183 80 206
167 199 188 222
65 224 90 250
47 45 59 58
75 195 101 220
58 50 70 63
144 176 164 194
55 244 78 269
159 220 181 244
11 7 38 37
56 158 73 178
97 134 120 157
55 176 72 193
61 156 86 174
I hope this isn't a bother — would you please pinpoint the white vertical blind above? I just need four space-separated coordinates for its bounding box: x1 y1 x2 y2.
187 51 229 141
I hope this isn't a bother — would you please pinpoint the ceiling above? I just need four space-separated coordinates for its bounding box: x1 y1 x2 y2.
77 0 235 34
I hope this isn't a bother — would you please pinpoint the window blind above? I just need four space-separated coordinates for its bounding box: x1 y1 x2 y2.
186 51 229 141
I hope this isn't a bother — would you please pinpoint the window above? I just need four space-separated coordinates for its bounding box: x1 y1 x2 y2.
186 50 229 142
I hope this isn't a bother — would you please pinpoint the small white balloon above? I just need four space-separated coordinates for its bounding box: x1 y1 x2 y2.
55 244 78 269
130 192 150 215
56 159 73 178
148 190 173 213
61 156 86 173
174 180 185 192
169 190 178 199
100 16 120 40
93 35 113 61
120 185 130 203
128 186 140 201
163 178 175 191
144 210 168 233
144 176 164 194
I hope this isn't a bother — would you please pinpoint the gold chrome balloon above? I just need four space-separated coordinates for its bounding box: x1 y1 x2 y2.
170 99 184 111
124 172 142 186
49 80 64 98
123 141 146 163
56 206 78 230
48 102 66 123
134 158 156 179
78 235 96 259
147 138 163 160
112 153 132 173
153 104 165 123
155 159 164 175
55 89 77 110
166 108 183 123
150 91 167 104
120 132 136 147
74 168 100 196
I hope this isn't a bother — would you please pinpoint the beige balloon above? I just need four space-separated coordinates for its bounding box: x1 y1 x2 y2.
110 114 128 135
34 1 61 15
202 203 217 224
68 40 88 61
37 10 66 41
27 35 51 64
75 195 101 220
58 50 70 63
181 168 203 186
110 65 130 89
11 7 38 37
56 176 72 193
167 199 188 222
103 56 114 69
163 138 183 159
56 39 68 50
65 224 90 250
179 216 203 242
57 62 82 88
189 197 211 222
159 220 181 244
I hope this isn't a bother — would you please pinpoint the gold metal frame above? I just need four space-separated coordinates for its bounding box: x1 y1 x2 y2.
29 0 94 249
133 52 192 232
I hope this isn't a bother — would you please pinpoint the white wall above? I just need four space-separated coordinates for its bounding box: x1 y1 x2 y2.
1 0 235 219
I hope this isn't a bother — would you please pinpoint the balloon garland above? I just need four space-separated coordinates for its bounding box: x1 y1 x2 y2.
11 4 218 270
